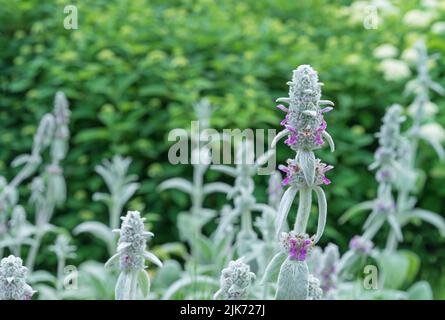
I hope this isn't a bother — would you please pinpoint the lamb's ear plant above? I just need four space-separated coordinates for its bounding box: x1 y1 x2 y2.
159 98 231 252
0 97 59 259
307 243 340 299
29 234 77 300
214 258 256 300
50 235 76 294
158 99 234 299
338 40 445 298
25 92 71 272
211 139 275 265
105 210 162 300
74 155 140 254
263 65 335 300
160 203 235 300
0 205 34 257
0 255 36 300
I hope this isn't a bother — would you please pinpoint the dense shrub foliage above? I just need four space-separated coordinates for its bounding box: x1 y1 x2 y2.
1 0 445 297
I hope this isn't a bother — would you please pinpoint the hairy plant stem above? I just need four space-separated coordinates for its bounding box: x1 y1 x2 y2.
241 209 253 233
294 187 312 233
191 166 204 216
385 93 425 253
26 232 43 272
110 204 122 232
385 232 398 253
27 203 55 271
56 257 65 292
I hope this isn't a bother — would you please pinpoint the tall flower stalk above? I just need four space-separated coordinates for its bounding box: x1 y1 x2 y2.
341 40 445 256
337 40 445 297
0 101 56 259
74 155 140 255
159 98 231 260
211 139 275 263
26 92 71 272
105 210 162 300
263 65 335 300
49 235 76 293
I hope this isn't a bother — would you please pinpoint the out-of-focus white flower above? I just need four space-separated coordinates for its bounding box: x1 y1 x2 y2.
401 48 418 64
432 21 445 34
345 0 398 25
420 123 445 142
403 10 434 28
346 1 370 25
408 101 439 118
421 0 439 8
378 59 411 81
373 44 398 59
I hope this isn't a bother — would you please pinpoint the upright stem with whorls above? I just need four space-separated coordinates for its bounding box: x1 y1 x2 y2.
294 187 312 233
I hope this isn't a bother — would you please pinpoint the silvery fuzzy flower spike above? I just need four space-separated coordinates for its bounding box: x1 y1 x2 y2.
1 110 55 197
46 91 71 207
341 42 445 253
338 43 445 297
263 65 334 300
74 155 140 255
105 210 162 300
0 97 59 259
363 104 405 239
22 92 71 272
273 65 334 243
406 39 445 160
214 258 256 300
272 65 335 153
0 255 36 300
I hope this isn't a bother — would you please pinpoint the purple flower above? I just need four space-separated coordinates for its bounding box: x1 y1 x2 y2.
349 235 374 254
284 134 297 146
322 176 331 185
282 177 289 186
286 125 297 134
316 162 333 185
289 238 312 261
276 104 289 113
321 107 333 113
280 114 289 126
278 164 291 185
289 239 298 258
279 160 299 185
314 119 327 145
314 133 324 145
280 231 314 261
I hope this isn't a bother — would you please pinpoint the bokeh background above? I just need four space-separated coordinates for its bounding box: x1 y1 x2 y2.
1 0 445 297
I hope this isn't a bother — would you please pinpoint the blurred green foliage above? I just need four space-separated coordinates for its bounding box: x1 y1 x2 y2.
1 0 444 297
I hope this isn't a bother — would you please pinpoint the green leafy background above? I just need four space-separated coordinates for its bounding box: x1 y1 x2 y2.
1 0 444 298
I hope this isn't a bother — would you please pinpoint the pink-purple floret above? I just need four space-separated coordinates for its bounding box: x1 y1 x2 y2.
278 160 333 186
276 104 332 148
349 235 373 254
289 238 312 261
